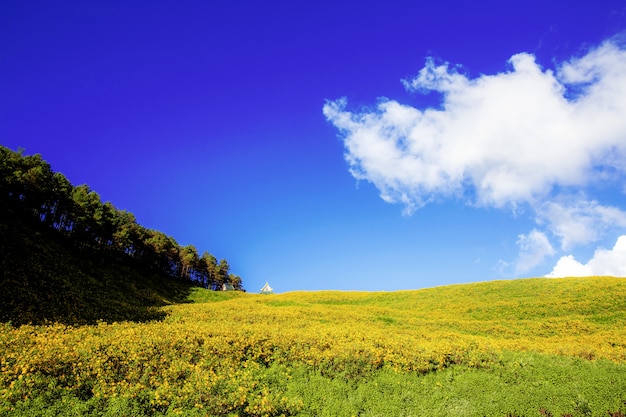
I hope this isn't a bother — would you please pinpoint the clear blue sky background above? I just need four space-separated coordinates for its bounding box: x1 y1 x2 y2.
2 1 626 292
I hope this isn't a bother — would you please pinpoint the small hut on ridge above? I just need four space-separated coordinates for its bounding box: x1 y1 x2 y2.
260 282 273 294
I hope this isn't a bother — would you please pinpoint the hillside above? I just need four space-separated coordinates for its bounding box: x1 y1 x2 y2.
0 218 194 325
0 146 242 325
2 277 625 416
176 277 626 363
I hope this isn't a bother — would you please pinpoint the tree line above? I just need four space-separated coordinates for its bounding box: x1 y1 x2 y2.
0 146 243 291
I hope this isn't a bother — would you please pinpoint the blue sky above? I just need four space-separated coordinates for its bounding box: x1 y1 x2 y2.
2 1 626 292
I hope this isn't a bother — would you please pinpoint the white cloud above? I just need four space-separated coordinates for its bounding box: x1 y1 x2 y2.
545 255 591 277
324 38 626 255
546 235 626 277
537 198 626 250
514 230 555 275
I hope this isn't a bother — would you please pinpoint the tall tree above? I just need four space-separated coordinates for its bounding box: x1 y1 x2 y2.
112 209 140 256
50 172 74 233
145 230 178 276
201 252 218 289
215 259 230 289
179 244 199 281
228 274 244 291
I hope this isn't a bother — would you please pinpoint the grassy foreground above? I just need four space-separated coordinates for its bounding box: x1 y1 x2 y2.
1 277 626 416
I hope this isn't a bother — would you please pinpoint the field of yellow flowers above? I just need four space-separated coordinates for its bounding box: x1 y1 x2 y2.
2 277 626 416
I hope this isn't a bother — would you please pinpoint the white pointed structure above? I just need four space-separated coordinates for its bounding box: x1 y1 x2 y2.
260 282 273 294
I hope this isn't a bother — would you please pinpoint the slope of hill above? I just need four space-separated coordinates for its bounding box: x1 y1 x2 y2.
2 277 625 416
177 277 626 363
0 219 194 325
0 145 242 325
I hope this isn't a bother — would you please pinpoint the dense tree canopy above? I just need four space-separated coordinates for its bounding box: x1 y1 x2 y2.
0 146 243 291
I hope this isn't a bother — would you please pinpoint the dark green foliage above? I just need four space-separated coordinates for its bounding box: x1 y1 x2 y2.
0 205 192 325
0 146 243 325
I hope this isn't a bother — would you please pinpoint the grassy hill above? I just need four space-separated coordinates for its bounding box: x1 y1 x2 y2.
0 219 193 326
2 277 626 416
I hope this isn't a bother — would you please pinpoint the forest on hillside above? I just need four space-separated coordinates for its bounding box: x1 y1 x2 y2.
0 146 243 324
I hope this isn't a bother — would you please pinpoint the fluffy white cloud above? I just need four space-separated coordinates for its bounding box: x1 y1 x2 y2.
537 198 626 250
546 235 626 277
324 38 626 252
514 230 555 275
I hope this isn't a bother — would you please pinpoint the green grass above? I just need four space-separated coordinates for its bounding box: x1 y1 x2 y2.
185 286 249 303
286 353 626 417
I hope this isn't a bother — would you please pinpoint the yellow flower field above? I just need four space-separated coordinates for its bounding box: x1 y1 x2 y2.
1 277 625 416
